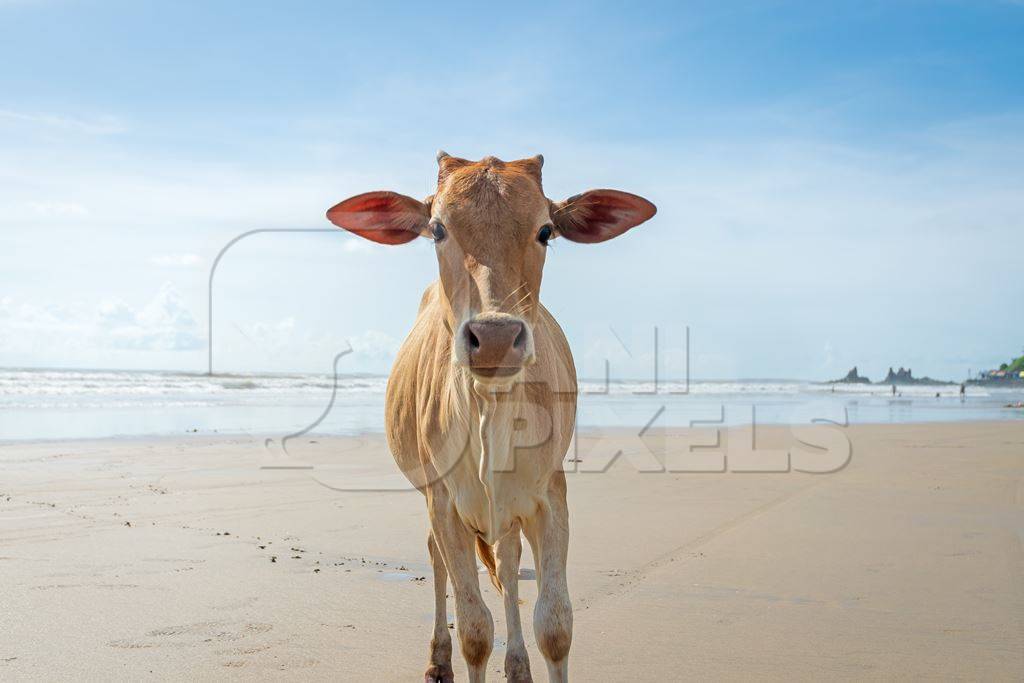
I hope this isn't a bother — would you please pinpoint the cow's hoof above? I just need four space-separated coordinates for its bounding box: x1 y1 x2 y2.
424 663 455 683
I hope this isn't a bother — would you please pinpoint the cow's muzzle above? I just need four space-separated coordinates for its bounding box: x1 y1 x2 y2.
456 313 533 379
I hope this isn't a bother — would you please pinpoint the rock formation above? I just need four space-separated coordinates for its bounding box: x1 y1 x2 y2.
830 366 871 384
879 367 951 385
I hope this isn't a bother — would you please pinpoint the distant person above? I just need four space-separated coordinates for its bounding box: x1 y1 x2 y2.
960 383 966 402
892 385 896 396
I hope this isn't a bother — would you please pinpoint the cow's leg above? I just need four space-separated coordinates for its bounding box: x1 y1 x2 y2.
523 472 572 682
425 531 454 683
427 483 494 683
495 525 532 682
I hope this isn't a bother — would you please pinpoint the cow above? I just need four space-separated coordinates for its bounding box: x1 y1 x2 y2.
326 152 655 682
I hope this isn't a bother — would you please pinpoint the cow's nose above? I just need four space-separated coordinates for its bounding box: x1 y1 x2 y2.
463 317 527 370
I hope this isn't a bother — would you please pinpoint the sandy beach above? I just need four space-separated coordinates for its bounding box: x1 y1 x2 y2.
1 421 1022 680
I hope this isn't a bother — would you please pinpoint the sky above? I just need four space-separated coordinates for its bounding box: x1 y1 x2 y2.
1 0 1022 381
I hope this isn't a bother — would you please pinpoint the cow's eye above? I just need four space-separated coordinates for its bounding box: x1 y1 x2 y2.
431 222 447 242
537 224 553 245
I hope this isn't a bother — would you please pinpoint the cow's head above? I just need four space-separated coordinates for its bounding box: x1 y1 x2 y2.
327 152 656 384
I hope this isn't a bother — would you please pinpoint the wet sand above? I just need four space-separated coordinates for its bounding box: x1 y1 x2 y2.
1 422 1022 680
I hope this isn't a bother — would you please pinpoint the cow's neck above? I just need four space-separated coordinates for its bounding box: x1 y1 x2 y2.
447 368 521 545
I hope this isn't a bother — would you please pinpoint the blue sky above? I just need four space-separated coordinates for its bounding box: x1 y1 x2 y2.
1 0 1022 380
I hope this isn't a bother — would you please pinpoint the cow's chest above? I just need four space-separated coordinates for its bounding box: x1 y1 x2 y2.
426 398 555 543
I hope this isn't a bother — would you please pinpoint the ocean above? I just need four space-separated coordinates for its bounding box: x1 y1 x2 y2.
2 368 1023 443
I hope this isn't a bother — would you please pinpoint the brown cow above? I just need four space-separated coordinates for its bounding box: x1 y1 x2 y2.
327 152 655 682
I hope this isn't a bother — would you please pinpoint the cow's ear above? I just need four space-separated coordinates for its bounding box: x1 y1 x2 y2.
326 191 431 245
551 189 656 244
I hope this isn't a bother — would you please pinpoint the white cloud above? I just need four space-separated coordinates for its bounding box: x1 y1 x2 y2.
0 283 204 355
348 329 400 360
0 298 81 353
340 238 373 253
247 316 297 352
97 282 204 351
0 108 125 136
223 320 399 373
27 201 89 217
150 253 202 268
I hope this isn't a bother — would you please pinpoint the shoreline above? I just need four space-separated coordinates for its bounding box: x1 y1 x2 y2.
4 413 1024 449
5 369 1023 444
